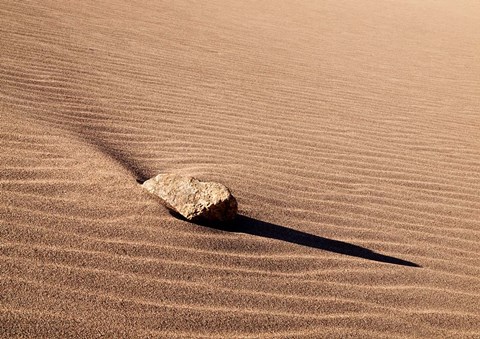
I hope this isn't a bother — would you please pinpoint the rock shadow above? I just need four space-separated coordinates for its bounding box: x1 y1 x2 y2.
176 213 420 267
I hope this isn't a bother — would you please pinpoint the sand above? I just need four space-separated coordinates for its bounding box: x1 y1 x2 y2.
1 0 480 337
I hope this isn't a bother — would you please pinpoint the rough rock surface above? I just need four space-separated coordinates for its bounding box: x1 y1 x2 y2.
142 173 238 222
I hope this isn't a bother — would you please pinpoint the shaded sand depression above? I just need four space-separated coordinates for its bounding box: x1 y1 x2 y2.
1 0 480 338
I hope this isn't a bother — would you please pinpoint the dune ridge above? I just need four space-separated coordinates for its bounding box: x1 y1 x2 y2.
1 0 480 337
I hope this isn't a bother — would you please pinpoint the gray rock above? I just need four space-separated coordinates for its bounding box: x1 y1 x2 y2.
142 173 238 222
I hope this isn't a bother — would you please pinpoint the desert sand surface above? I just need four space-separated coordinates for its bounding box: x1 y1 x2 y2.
1 0 480 338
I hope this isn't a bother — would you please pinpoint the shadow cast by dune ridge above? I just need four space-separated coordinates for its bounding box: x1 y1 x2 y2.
190 214 420 267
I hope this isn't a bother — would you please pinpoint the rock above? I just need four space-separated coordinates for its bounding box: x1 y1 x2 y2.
142 173 238 222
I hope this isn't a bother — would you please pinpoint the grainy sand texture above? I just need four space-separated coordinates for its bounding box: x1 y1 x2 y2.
1 0 480 338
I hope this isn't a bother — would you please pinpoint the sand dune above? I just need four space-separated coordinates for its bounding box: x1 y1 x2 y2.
1 0 480 337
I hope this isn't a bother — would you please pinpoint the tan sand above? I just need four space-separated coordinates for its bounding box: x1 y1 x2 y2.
1 0 480 337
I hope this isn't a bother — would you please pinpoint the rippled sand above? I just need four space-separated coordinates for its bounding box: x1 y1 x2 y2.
1 1 480 337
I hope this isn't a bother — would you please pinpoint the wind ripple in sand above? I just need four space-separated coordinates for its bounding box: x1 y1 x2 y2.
1 0 480 338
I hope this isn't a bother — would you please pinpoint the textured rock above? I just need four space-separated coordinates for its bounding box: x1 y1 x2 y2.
142 173 238 222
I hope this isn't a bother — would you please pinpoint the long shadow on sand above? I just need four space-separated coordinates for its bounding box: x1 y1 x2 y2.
186 214 420 268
